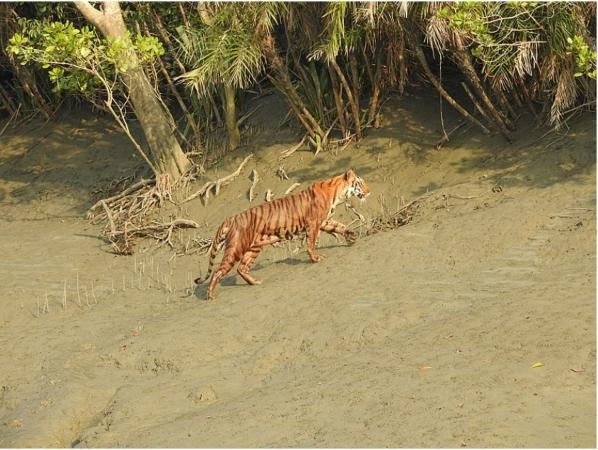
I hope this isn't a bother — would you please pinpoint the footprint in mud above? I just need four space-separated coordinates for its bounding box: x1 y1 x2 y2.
137 356 179 375
187 386 217 404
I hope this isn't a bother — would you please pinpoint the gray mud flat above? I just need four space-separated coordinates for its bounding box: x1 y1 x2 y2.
0 102 595 447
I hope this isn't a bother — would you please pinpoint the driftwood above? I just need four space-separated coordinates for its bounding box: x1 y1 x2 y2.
182 153 253 204
284 182 301 195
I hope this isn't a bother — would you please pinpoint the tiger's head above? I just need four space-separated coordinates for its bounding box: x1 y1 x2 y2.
343 169 370 201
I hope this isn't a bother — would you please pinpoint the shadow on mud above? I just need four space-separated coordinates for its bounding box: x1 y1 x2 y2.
0 109 143 216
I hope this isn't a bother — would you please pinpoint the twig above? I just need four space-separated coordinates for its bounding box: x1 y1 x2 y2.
76 271 81 307
284 182 301 195
237 104 261 127
444 186 499 200
114 219 197 234
435 120 469 150
87 178 155 217
249 169 259 202
345 202 366 222
0 104 21 137
100 200 117 237
182 154 253 204
280 135 307 159
277 166 289 180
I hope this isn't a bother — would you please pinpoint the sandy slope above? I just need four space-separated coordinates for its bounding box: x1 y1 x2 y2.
0 96 595 447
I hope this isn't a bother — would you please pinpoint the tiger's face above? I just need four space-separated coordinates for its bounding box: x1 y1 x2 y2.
344 170 370 200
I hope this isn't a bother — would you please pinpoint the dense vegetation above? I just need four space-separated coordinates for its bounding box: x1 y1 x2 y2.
1 2 596 181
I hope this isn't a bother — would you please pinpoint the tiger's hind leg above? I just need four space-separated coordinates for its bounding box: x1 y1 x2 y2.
237 245 263 286
207 244 240 301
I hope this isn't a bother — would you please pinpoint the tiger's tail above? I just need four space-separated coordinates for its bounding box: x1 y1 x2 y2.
194 220 230 284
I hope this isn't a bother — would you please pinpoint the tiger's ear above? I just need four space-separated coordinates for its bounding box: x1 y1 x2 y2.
344 169 355 181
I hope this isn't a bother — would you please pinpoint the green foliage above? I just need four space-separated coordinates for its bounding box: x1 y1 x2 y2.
177 4 269 92
567 35 596 79
431 1 595 124
1 1 595 136
7 18 164 95
310 2 348 61
437 2 491 42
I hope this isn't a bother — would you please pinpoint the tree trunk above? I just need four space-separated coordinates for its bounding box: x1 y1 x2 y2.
142 20 202 147
348 54 362 134
260 32 325 140
461 82 493 125
74 1 190 181
454 48 513 140
367 50 383 127
0 83 17 115
223 83 241 150
494 87 519 122
397 27 408 95
413 43 490 135
330 58 362 139
515 77 541 122
328 65 348 137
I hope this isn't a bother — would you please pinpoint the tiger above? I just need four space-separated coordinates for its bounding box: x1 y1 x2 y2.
194 169 370 301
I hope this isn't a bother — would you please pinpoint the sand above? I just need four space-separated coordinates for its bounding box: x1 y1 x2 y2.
0 92 595 447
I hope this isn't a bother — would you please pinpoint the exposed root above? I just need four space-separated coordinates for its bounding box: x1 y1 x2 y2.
182 153 253 205
345 202 366 223
444 185 502 200
276 166 289 180
280 135 306 159
87 174 191 254
109 218 199 255
249 169 259 202
362 184 502 236
284 182 301 195
87 178 155 218
365 197 428 235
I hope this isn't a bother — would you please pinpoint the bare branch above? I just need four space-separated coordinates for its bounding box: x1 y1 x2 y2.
182 154 254 204
73 1 105 30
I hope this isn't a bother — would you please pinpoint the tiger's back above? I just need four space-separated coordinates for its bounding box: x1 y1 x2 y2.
196 169 370 300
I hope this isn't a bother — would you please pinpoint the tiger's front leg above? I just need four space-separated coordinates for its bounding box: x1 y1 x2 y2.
306 221 325 262
321 219 357 245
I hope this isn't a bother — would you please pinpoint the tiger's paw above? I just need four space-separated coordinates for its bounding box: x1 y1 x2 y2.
310 253 326 262
345 230 357 245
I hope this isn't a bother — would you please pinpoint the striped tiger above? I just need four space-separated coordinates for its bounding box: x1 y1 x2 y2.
195 169 370 300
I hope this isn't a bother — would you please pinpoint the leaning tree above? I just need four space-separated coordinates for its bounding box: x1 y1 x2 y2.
73 1 190 182
8 1 192 184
